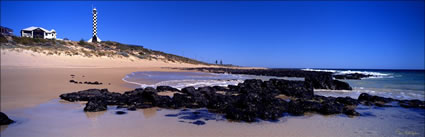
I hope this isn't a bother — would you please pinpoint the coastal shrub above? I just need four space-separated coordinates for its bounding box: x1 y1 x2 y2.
78 40 96 50
0 35 8 43
98 51 106 56
56 40 66 45
117 51 129 57
78 39 85 45
32 38 48 43
6 36 210 65
13 37 34 45
101 41 114 45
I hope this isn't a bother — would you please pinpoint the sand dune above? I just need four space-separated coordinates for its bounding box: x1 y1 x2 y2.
1 49 207 68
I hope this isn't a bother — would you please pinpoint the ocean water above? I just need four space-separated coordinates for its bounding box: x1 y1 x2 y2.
122 71 303 90
123 69 425 101
305 69 425 101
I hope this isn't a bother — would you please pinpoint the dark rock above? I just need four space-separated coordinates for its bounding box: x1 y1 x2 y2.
156 86 179 92
333 80 352 90
319 101 344 115
157 96 173 108
358 93 395 106
343 108 360 116
270 79 314 99
181 87 197 96
0 112 14 125
192 120 206 125
335 97 358 106
127 105 137 111
288 100 305 116
84 99 107 112
399 99 425 109
212 86 228 91
115 111 127 115
198 86 216 97
60 88 111 102
69 80 77 83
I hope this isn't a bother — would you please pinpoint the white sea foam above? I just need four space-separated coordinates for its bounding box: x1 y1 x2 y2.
314 88 424 101
126 79 244 90
302 68 392 79
122 71 300 90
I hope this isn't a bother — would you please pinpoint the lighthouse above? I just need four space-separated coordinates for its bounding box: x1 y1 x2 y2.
88 8 101 43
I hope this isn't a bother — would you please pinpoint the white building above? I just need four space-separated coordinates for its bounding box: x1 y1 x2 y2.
21 26 56 39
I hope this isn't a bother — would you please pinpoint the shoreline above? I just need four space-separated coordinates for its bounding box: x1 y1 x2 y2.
0 49 219 111
0 66 206 111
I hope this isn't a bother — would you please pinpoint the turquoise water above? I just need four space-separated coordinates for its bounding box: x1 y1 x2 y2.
311 69 424 100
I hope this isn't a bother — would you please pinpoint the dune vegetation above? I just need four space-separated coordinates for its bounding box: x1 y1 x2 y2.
0 35 209 65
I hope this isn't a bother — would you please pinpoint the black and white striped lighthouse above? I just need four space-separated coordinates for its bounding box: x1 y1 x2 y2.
88 8 101 43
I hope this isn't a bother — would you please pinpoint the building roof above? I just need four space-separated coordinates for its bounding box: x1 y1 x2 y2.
22 26 55 33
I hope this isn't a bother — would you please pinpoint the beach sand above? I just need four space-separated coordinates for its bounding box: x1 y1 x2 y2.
1 49 209 111
1 49 424 137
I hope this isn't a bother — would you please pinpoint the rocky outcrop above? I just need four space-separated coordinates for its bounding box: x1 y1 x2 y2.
84 99 107 112
69 80 103 85
0 112 14 125
358 93 425 108
60 79 424 122
156 86 179 92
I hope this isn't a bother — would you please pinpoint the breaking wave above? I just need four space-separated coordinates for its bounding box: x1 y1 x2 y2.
122 71 303 90
302 68 393 79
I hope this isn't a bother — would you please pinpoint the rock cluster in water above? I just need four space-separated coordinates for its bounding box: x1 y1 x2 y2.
179 68 355 90
60 79 425 122
69 80 103 85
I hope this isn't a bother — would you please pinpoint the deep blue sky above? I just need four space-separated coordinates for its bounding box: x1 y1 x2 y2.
1 1 424 69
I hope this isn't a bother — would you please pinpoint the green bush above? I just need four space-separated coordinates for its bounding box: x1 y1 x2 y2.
78 39 86 45
0 35 8 43
13 37 34 45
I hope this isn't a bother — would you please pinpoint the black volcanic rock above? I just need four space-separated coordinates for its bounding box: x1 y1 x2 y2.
333 80 353 90
84 99 107 112
156 86 179 92
212 86 228 91
60 78 423 123
357 93 425 108
60 88 111 102
0 112 14 125
270 79 314 99
399 99 425 109
319 101 344 115
358 93 394 106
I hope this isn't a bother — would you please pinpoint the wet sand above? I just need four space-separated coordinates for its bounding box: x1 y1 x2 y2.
0 66 186 111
